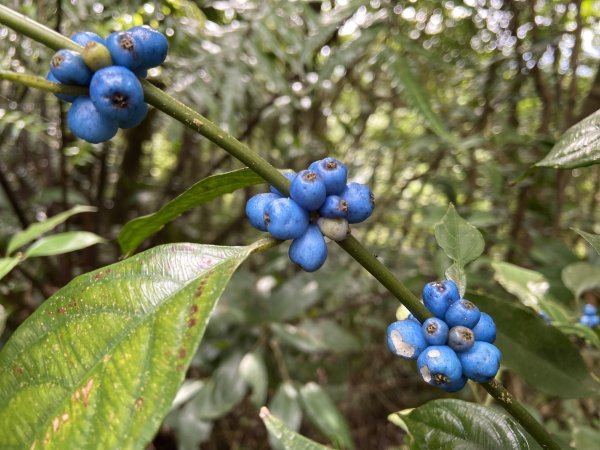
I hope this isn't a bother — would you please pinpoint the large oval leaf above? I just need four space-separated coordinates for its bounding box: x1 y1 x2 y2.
400 399 540 449
470 293 599 398
0 242 259 450
118 168 264 256
260 407 330 450
573 228 600 256
23 231 106 258
535 109 600 169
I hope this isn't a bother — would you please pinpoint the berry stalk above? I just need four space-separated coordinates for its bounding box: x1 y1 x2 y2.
0 5 562 449
0 70 87 97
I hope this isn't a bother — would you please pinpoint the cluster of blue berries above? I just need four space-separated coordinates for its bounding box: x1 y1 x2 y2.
386 280 501 392
47 27 168 143
245 158 374 272
579 303 599 328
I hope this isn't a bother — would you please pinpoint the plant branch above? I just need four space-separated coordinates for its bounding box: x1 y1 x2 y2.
0 5 562 449
0 70 88 96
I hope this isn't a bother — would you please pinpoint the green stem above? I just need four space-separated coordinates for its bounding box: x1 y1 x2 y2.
0 5 562 450
0 70 88 96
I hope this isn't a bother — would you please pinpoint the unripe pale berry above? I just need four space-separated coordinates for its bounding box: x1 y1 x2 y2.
82 41 113 71
288 225 328 272
316 217 350 241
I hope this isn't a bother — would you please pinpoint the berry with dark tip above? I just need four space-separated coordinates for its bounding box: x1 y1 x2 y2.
318 195 348 218
71 31 106 46
50 49 93 86
270 171 296 197
289 225 328 272
422 280 460 319
448 326 475 352
341 182 374 223
68 97 118 144
308 157 348 195
583 303 598 316
457 341 501 383
422 317 449 346
82 41 113 71
264 198 309 240
387 319 428 360
46 72 78 103
246 193 281 232
445 299 481 329
316 217 349 242
472 312 497 343
129 25 169 69
290 170 327 211
89 66 144 122
106 31 142 69
417 345 464 391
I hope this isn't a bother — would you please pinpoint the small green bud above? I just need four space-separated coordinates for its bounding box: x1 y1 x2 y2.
82 41 113 71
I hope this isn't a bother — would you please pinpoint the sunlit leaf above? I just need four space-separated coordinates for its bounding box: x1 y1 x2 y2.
535 110 600 169
0 242 257 449
572 228 600 256
118 168 265 256
402 399 540 449
260 407 330 450
268 382 303 450
562 262 600 300
7 205 96 255
24 231 105 258
0 257 21 281
434 204 484 296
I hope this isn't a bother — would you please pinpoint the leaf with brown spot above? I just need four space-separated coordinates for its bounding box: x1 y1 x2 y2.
0 242 259 449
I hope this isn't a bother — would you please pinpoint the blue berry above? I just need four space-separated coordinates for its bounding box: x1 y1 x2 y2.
422 317 449 346
50 49 93 86
290 170 327 211
417 345 464 391
289 225 328 272
458 341 501 383
583 303 598 316
133 67 148 78
422 280 460 319
68 97 118 144
264 198 309 240
448 326 475 352
318 195 348 218
539 311 552 323
308 157 348 195
89 66 145 122
472 312 496 343
117 102 148 129
46 72 77 103
445 299 481 329
439 375 468 393
71 31 106 46
246 193 280 232
270 171 296 197
407 314 421 325
386 319 428 360
580 314 600 328
106 31 143 70
129 25 169 69
341 182 374 224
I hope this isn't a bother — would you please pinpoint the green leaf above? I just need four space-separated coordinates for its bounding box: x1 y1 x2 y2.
260 407 330 450
572 228 600 256
535 110 600 169
562 262 600 300
0 257 21 281
491 261 571 322
553 323 600 351
118 168 265 256
270 319 360 354
268 382 303 450
6 205 96 255
23 231 106 258
0 242 257 450
384 49 457 145
434 204 484 296
0 304 7 338
470 293 600 398
299 382 355 450
239 352 268 408
402 399 539 449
